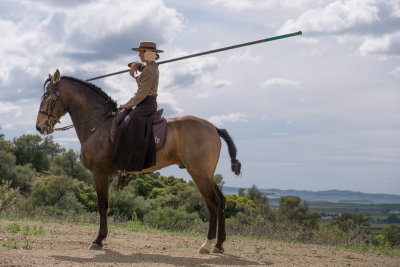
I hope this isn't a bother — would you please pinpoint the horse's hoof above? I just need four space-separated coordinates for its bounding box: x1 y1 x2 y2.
88 243 102 250
199 247 211 254
212 246 224 253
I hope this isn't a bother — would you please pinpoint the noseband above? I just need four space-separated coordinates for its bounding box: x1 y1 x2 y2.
39 79 66 132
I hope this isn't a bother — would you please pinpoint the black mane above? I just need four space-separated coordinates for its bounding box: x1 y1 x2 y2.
61 76 117 110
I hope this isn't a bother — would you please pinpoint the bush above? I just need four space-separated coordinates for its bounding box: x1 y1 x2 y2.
26 175 96 214
8 164 35 191
225 194 255 218
381 224 400 247
0 150 16 179
50 149 92 185
144 206 200 230
279 195 321 229
331 212 369 233
132 196 155 219
0 181 24 215
109 184 136 219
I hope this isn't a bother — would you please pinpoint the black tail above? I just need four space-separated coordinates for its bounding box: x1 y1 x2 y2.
216 127 241 175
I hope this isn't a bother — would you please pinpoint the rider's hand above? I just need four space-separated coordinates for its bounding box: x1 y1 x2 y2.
130 62 138 76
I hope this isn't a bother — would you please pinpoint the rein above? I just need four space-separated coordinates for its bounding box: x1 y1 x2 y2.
54 111 116 132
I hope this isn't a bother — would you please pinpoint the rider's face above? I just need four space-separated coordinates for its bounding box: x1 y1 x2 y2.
139 51 145 62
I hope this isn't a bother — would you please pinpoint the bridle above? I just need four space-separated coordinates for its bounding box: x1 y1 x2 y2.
40 76 116 141
39 78 67 132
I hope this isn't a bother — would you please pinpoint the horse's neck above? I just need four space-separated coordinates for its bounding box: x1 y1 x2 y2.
65 84 112 144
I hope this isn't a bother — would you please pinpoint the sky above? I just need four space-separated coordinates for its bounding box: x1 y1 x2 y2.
0 0 399 194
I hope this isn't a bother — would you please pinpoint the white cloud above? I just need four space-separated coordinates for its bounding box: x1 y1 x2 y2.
226 49 261 64
0 0 184 101
0 102 22 116
390 66 400 77
161 53 219 89
213 80 232 88
358 32 400 55
279 0 380 34
1 124 14 130
208 112 248 126
208 0 313 11
261 78 300 89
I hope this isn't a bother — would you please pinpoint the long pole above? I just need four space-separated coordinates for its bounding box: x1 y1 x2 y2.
85 31 302 82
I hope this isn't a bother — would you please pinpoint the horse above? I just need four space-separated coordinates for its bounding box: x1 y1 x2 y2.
36 69 241 254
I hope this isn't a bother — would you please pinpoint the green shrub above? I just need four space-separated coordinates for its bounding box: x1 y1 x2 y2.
0 150 16 179
144 206 200 230
225 194 256 218
109 184 136 219
132 196 155 219
50 149 92 185
331 212 369 233
7 223 21 233
381 224 400 247
279 195 321 229
0 181 24 215
8 164 35 190
25 175 96 214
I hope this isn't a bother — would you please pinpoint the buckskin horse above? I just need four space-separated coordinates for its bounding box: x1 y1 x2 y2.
36 69 241 254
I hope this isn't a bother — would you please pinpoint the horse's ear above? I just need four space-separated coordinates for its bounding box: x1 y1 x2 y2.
52 69 61 84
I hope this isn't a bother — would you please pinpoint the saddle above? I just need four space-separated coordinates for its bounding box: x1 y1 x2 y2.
111 108 168 150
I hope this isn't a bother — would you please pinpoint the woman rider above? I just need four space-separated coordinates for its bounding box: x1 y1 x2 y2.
112 41 163 172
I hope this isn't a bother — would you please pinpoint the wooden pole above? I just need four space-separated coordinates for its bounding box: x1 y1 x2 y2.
85 31 302 82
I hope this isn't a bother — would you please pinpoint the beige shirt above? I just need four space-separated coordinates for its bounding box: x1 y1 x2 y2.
123 61 159 109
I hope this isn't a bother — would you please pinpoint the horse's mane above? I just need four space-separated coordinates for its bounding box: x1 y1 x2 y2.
61 76 118 110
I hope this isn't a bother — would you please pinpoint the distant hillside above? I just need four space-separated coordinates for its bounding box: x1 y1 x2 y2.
223 186 400 203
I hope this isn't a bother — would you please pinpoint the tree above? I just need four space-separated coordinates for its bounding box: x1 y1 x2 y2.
331 212 369 233
225 194 256 218
0 150 16 180
381 224 400 247
279 195 320 229
248 185 262 201
13 135 49 171
238 187 246 197
0 131 14 153
40 136 65 157
50 149 92 184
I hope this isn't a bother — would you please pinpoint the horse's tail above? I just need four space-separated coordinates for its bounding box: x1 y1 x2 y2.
216 127 241 175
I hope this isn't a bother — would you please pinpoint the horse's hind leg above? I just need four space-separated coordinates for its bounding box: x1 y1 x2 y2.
187 172 224 254
213 183 226 253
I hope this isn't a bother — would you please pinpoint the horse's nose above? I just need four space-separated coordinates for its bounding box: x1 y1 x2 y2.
36 125 41 132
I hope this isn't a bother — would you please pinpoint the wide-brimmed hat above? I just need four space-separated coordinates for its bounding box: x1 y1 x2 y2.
131 41 164 53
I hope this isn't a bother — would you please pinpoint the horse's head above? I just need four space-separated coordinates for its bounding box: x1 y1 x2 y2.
36 69 67 135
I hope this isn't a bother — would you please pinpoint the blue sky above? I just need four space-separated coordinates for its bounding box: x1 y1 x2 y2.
0 0 399 194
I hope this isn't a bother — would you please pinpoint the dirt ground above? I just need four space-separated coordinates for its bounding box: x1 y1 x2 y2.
0 220 399 267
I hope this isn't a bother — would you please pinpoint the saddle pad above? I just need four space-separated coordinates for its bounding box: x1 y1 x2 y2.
153 119 168 150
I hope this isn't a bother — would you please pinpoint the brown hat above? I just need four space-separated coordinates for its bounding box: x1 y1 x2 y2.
131 41 164 53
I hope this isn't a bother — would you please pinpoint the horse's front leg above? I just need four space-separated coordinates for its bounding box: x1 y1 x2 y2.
89 171 110 250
